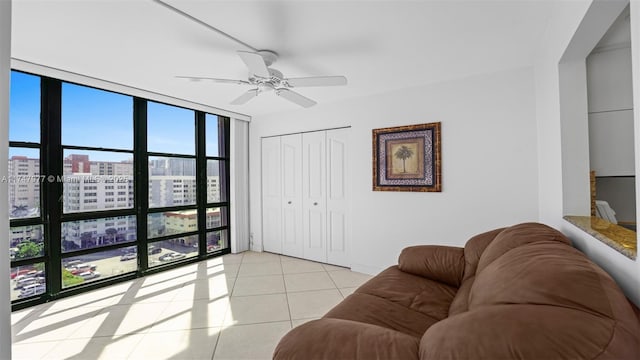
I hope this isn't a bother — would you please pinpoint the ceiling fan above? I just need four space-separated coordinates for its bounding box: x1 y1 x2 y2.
177 50 348 108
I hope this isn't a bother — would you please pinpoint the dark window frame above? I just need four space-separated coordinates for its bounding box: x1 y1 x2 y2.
9 70 231 310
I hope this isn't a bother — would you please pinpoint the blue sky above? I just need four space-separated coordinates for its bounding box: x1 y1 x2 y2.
9 71 219 161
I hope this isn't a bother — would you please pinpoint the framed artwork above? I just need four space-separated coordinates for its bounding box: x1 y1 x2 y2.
372 122 441 192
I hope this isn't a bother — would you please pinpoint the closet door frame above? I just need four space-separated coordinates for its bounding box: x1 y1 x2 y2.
260 127 351 267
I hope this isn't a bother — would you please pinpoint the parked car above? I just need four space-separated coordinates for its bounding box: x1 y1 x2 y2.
120 252 137 261
9 247 18 261
148 246 162 255
14 276 44 290
78 271 100 280
10 267 35 279
159 252 186 262
18 284 46 298
63 260 82 268
69 263 97 275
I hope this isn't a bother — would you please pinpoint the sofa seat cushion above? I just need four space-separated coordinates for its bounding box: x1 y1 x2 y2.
323 266 457 338
357 266 457 321
274 318 420 360
324 292 440 338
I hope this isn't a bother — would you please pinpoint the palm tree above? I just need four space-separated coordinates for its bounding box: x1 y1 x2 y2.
11 205 29 217
394 145 414 173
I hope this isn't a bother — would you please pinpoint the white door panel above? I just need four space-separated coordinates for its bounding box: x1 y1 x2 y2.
326 128 350 266
303 131 327 262
261 137 282 253
281 134 303 258
328 211 346 252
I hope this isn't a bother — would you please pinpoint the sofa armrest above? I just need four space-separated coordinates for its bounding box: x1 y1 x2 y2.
398 245 465 287
273 318 419 360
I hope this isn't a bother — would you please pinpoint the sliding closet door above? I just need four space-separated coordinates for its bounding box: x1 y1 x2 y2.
326 128 349 266
302 131 327 262
261 137 283 253
280 134 304 258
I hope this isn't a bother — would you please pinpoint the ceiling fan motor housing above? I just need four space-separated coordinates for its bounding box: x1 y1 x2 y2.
250 68 284 89
258 82 275 93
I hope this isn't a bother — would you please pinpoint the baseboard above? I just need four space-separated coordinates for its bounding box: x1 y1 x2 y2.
350 263 384 276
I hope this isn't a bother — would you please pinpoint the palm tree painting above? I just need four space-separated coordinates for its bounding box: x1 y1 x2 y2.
394 145 414 173
373 122 441 192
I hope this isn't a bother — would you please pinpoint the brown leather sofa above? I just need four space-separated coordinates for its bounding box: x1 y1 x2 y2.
274 222 640 359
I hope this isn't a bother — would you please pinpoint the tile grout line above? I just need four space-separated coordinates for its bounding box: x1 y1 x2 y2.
211 255 242 360
280 255 295 330
323 264 345 299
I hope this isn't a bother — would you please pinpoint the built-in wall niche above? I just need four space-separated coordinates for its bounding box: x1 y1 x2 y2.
580 4 637 257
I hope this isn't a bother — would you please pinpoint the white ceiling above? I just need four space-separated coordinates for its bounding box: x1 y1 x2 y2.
11 0 556 117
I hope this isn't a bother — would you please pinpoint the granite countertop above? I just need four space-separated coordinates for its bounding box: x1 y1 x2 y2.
564 215 637 260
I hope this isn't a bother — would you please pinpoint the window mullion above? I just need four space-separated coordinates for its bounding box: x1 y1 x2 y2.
196 112 207 258
41 77 63 297
134 98 148 272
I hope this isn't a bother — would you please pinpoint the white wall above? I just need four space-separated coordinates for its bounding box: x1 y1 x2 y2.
534 0 640 306
1 1 12 358
249 67 539 274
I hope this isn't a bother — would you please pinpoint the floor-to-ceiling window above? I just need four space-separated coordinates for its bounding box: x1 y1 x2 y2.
9 71 45 302
8 70 230 309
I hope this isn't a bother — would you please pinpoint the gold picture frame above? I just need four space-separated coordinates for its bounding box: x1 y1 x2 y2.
372 122 441 192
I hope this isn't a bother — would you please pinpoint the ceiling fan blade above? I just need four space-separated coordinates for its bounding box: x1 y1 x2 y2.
285 76 347 88
276 89 317 108
237 51 271 78
230 89 259 105
175 76 250 85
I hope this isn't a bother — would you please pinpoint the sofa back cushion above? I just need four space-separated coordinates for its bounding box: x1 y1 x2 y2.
474 222 570 274
398 246 465 287
448 227 503 316
440 222 640 359
469 241 613 315
461 227 504 281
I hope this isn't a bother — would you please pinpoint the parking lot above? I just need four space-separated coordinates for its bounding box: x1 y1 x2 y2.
10 245 198 301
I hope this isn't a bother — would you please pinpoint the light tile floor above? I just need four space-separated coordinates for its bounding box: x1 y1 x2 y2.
11 252 373 360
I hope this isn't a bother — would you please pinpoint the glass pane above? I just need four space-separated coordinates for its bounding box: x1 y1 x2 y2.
11 263 45 301
148 237 198 267
207 230 228 253
148 210 197 239
148 101 195 155
10 225 44 261
8 147 40 219
62 83 133 149
206 114 220 157
9 71 40 143
62 216 137 253
62 150 134 214
62 245 137 288
207 160 226 203
149 157 196 208
206 207 227 229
